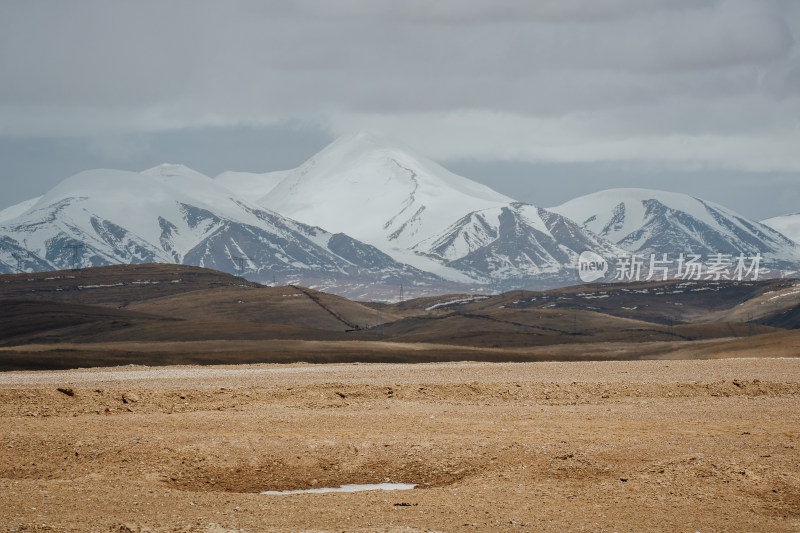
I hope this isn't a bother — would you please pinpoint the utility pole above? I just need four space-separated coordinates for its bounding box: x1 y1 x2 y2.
233 256 247 275
399 284 404 303
65 243 84 270
11 252 23 273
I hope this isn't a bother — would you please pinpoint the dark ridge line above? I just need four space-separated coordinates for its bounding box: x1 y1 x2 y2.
289 284 359 330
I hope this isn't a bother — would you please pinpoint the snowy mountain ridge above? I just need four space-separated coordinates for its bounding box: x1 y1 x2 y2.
1 134 798 296
258 132 514 275
551 188 800 271
412 202 628 282
253 132 637 286
215 169 288 201
762 213 800 246
0 165 442 296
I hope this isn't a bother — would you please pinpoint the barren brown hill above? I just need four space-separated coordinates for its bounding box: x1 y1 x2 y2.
396 278 800 325
1 264 798 370
0 263 260 306
2 327 797 371
127 284 399 331
0 298 373 348
0 299 178 346
370 306 780 348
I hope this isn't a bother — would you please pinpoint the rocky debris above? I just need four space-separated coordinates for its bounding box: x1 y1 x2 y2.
121 392 139 404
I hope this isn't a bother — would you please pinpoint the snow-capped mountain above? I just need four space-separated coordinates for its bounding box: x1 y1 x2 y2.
0 164 440 291
762 213 800 245
254 133 632 287
0 197 41 223
3 136 797 295
215 170 288 201
551 188 800 270
258 132 514 278
0 134 630 292
413 202 627 284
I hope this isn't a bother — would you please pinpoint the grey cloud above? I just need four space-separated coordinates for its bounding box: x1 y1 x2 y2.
0 0 797 214
0 123 333 208
2 0 795 115
285 0 718 23
0 3 206 106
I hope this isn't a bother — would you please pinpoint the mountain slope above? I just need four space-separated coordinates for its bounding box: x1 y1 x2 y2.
551 188 800 270
762 213 800 245
0 166 441 290
215 170 288 201
412 202 627 285
0 197 41 222
256 133 632 286
4 140 796 293
1 167 235 269
258 132 513 277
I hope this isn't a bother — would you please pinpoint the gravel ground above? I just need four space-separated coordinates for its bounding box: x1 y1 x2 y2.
1 357 799 388
1 359 799 532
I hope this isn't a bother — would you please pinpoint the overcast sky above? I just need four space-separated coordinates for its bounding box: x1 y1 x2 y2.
1 0 798 219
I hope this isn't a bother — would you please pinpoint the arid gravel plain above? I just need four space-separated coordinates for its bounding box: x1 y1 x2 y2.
1 358 799 532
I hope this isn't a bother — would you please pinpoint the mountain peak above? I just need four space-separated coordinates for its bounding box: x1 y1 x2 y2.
551 187 800 266
258 133 513 262
301 131 417 171
142 163 209 180
762 213 800 245
552 188 738 229
330 130 398 148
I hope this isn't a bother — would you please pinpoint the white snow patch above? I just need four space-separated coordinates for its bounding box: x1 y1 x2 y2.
261 483 416 495
425 296 488 311
77 283 124 289
768 289 800 301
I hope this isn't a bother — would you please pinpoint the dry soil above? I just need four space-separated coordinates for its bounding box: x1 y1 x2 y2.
1 359 799 532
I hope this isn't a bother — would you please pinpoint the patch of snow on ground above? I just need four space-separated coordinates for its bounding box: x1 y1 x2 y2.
768 289 800 301
261 483 416 495
425 296 488 311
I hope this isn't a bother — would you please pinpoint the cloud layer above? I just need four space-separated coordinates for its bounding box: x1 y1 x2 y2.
0 0 798 172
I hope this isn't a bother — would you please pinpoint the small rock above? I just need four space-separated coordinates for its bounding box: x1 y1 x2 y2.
122 392 139 404
57 387 75 397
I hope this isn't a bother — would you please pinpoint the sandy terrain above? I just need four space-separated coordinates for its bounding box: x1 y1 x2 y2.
1 359 799 532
